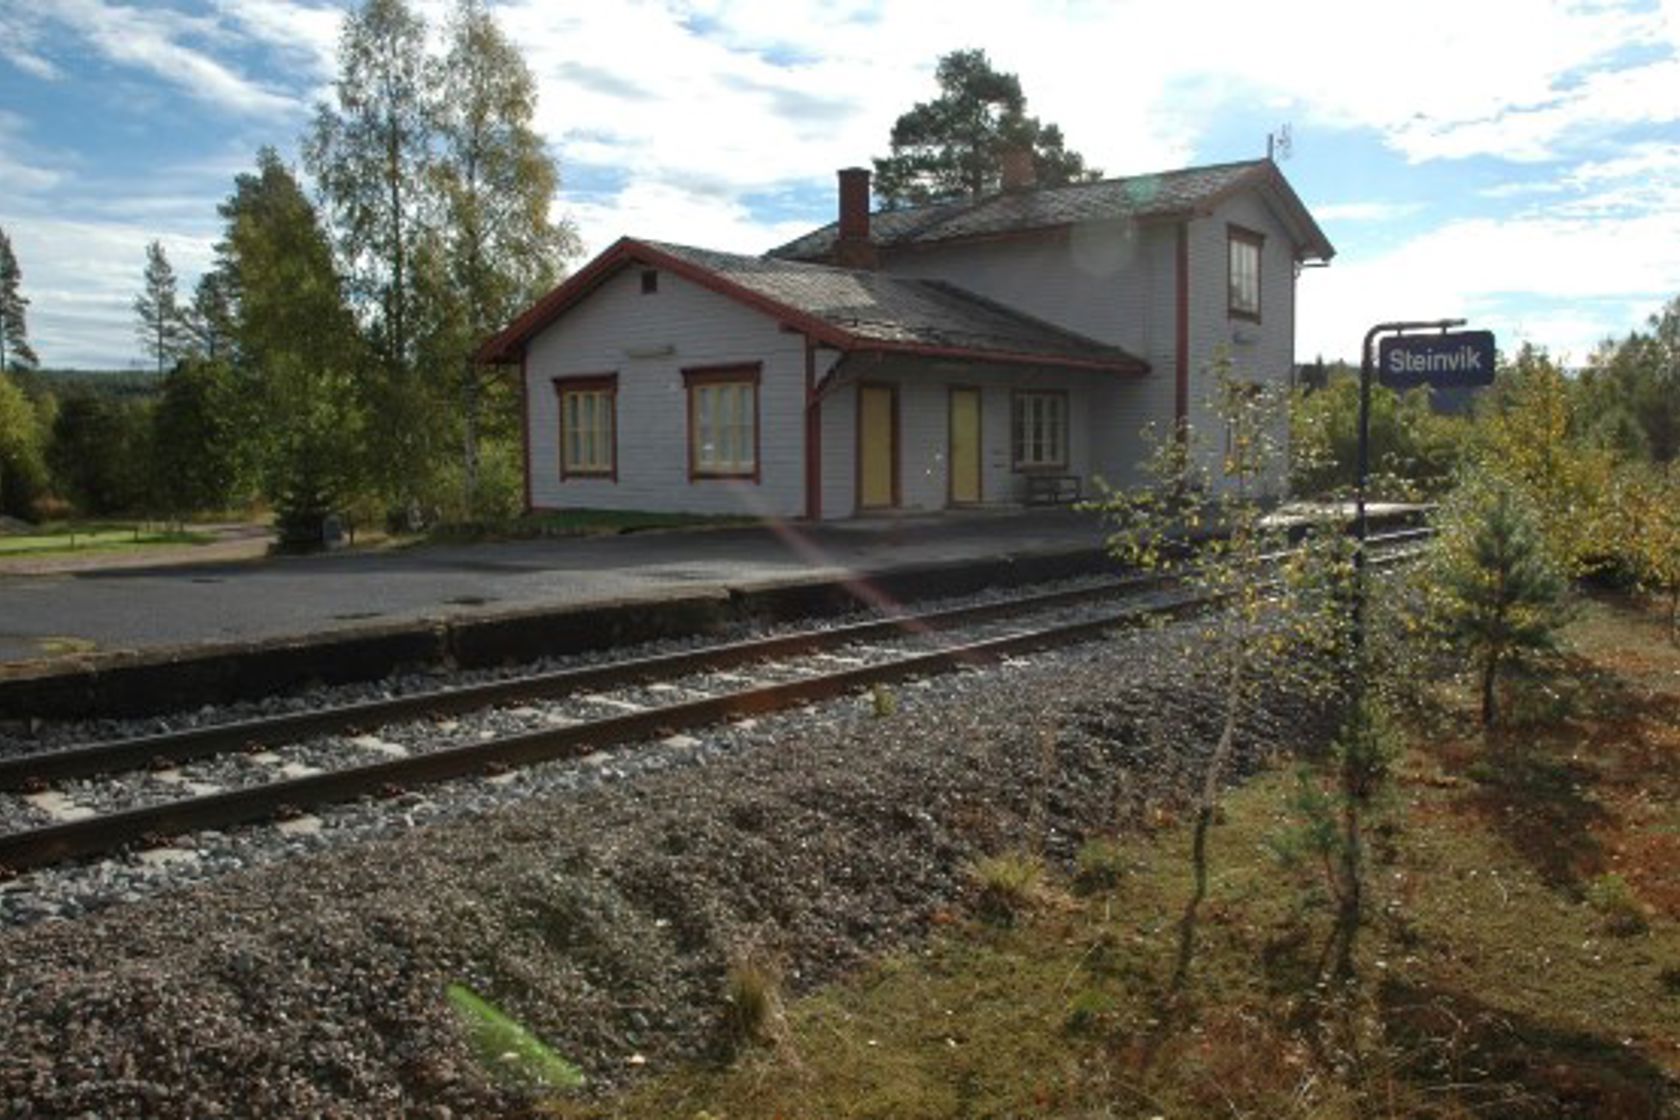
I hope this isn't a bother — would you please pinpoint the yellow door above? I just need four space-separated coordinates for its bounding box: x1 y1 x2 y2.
859 384 895 509
949 388 981 504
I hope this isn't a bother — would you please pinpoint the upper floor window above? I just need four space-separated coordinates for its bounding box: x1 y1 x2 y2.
1013 391 1068 469
1228 225 1263 321
685 364 760 479
555 374 617 479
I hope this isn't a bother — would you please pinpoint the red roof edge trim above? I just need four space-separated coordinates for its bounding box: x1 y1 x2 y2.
477 238 859 365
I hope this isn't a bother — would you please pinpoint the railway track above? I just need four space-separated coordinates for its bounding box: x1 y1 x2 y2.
0 529 1430 875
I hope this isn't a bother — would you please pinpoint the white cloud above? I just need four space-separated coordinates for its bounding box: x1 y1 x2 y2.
1300 205 1680 364
1313 201 1424 223
45 0 304 118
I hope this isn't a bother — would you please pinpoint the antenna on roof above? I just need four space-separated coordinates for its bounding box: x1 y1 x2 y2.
1267 124 1293 162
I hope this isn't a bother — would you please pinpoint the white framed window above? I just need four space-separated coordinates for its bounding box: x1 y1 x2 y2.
1228 225 1263 321
555 375 616 479
1012 391 1068 469
685 364 760 479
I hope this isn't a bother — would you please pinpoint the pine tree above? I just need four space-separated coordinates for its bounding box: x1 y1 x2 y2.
1429 478 1569 727
134 240 188 374
218 148 369 543
184 268 238 363
0 227 39 372
873 49 1100 207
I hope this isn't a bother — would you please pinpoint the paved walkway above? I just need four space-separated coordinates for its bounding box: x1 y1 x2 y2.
0 509 1117 671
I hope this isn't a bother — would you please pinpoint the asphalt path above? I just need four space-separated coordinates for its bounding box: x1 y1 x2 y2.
0 510 1112 669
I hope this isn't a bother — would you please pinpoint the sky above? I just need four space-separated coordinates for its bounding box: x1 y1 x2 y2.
1 0 1678 370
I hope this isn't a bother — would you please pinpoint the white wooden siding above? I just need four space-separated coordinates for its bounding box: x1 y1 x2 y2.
1184 191 1298 494
880 219 1151 355
525 267 808 517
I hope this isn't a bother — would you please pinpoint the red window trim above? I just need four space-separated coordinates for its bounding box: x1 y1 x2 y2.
1227 223 1265 324
553 373 618 481
1010 389 1071 472
682 362 762 482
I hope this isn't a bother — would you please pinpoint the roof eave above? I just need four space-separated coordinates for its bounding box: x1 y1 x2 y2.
860 339 1148 375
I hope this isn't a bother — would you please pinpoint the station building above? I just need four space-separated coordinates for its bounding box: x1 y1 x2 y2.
479 157 1334 520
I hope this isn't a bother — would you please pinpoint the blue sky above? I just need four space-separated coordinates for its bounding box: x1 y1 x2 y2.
2 0 1678 369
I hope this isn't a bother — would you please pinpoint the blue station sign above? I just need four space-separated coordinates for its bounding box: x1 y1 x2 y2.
1378 330 1497 390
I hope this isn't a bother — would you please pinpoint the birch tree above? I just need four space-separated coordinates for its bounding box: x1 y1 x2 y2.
429 0 579 510
306 0 436 501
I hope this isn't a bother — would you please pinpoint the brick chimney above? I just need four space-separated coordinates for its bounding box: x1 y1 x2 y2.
1000 146 1036 191
834 167 878 269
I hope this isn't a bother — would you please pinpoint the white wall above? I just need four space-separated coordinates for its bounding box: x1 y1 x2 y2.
1184 191 1299 494
525 266 809 518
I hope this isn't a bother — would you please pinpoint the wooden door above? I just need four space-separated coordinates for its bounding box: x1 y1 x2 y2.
949 387 981 504
858 384 896 509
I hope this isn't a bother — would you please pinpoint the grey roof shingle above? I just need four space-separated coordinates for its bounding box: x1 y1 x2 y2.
769 159 1331 262
642 240 1144 369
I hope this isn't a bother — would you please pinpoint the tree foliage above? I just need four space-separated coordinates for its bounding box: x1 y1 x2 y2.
1578 295 1680 467
1612 467 1680 641
427 0 580 511
184 268 238 364
306 0 436 498
0 370 50 517
1291 368 1467 499
1094 356 1356 988
150 357 241 517
1470 344 1615 575
217 148 369 538
134 240 189 374
47 393 156 515
1424 476 1570 728
873 49 1100 207
0 227 39 372
306 0 577 516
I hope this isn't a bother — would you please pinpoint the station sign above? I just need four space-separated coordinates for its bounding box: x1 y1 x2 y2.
1378 330 1496 390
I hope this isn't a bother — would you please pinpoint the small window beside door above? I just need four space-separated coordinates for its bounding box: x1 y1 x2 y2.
1012 391 1068 469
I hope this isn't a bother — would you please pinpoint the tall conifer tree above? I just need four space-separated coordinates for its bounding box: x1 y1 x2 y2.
0 227 38 372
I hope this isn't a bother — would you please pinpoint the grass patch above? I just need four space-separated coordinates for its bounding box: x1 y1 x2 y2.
425 509 761 543
549 595 1680 1119
0 522 214 558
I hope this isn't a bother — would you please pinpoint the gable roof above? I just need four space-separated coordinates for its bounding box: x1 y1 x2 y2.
768 158 1335 264
478 237 1148 374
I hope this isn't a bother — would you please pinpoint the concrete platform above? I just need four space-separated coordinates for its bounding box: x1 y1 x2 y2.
0 504 1425 719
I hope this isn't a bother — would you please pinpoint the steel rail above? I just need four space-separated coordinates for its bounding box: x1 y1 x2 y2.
0 526 1433 793
0 542 1428 874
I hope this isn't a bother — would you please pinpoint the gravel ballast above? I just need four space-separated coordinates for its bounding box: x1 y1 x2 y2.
0 625 1334 1118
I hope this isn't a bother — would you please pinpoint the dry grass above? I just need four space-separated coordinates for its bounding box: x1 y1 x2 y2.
549 595 1680 1119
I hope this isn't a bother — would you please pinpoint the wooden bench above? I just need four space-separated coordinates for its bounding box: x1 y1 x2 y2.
1023 474 1082 506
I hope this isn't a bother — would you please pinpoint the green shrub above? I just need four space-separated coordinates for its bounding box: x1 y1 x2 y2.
1073 836 1126 893
969 850 1046 926
722 954 784 1052
1585 873 1648 936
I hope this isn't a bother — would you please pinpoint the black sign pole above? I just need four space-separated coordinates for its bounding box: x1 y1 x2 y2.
1354 317 1465 654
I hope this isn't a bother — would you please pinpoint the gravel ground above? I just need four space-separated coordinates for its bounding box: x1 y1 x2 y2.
0 621 1336 1118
